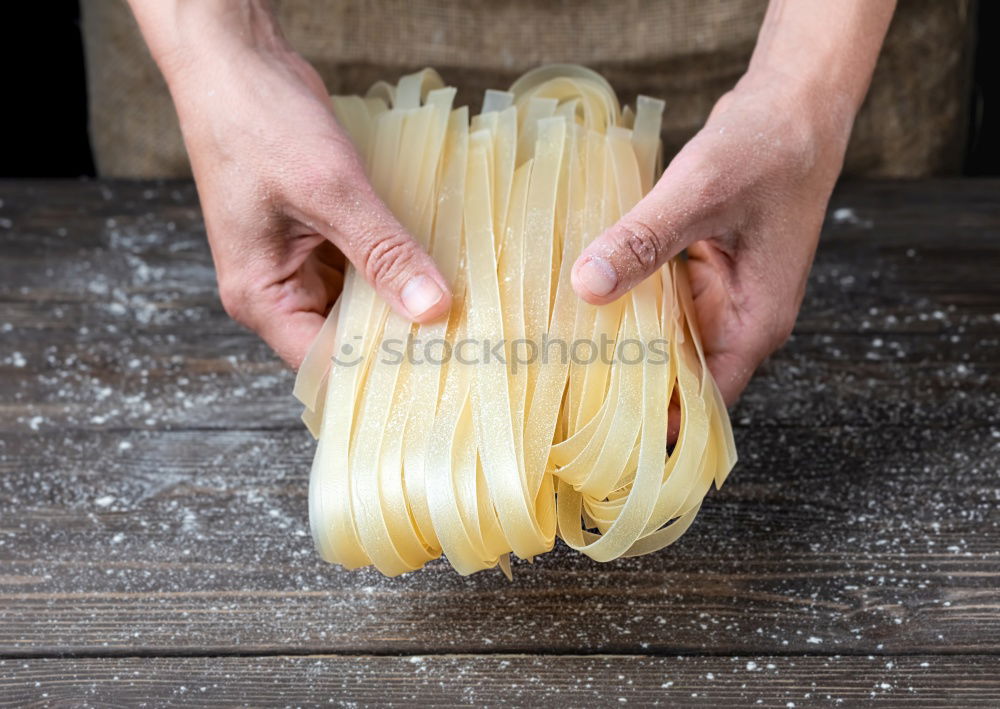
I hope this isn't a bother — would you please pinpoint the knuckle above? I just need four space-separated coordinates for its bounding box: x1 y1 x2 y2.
779 319 797 344
770 310 798 347
618 219 663 271
361 232 416 287
217 280 248 323
740 301 798 368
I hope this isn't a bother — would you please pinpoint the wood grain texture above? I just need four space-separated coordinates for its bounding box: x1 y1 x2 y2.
0 424 997 655
1 180 997 434
3 655 1000 708
0 179 998 699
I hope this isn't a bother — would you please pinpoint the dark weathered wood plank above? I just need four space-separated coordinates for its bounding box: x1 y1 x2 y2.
1 323 995 433
0 180 998 661
1 424 996 655
1 179 998 433
2 654 1000 708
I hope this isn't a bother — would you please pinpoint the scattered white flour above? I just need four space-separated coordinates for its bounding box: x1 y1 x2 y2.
831 207 873 228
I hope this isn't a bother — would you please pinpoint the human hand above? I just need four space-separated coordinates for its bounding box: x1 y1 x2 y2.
570 0 895 406
130 1 451 368
571 72 848 405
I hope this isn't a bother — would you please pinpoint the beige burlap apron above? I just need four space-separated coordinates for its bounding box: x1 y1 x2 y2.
81 0 973 178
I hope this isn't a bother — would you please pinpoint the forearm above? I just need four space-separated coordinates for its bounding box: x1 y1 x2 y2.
752 0 897 106
747 0 896 122
126 0 321 151
126 0 286 83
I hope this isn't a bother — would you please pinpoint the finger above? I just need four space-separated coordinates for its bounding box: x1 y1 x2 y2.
314 260 346 311
667 398 681 447
706 313 792 406
572 151 721 305
256 309 327 370
300 157 452 324
707 349 760 408
313 240 346 272
219 254 343 370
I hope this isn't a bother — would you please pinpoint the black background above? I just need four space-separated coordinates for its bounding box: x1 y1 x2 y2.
2 1 997 178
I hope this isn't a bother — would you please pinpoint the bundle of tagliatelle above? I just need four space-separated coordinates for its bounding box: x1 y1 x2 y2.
293 65 737 577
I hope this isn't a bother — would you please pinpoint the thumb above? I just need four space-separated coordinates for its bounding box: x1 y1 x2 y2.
571 152 720 305
306 160 452 323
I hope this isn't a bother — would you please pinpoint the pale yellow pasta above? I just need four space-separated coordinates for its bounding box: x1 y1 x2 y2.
294 65 738 577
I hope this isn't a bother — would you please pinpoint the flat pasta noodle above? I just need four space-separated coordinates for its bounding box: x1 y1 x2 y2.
294 65 738 577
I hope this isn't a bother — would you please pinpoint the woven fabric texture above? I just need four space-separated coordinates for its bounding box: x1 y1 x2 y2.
81 0 973 178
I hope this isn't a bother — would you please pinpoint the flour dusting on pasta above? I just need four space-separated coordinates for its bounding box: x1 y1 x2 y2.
294 66 737 576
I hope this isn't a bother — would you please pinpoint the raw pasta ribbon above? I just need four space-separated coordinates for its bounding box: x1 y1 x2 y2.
293 65 738 577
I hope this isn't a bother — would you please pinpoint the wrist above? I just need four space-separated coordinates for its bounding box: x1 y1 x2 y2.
735 65 856 151
128 0 287 87
738 0 895 148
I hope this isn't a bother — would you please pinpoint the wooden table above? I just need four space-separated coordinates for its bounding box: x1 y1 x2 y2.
0 179 997 706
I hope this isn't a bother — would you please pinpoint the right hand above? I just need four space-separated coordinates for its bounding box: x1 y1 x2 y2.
154 9 451 368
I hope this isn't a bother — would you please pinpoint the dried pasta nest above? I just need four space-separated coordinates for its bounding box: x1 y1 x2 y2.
294 65 737 577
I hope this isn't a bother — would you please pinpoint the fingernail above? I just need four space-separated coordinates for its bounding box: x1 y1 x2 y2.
577 256 618 297
401 275 444 318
